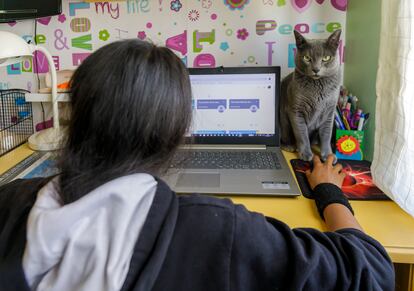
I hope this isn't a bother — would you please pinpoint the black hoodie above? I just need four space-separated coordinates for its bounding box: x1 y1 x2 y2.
0 177 394 291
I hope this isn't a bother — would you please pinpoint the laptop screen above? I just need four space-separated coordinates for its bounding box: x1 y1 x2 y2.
189 73 275 137
187 67 280 146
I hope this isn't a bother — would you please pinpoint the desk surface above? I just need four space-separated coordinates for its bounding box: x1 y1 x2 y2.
1 144 414 263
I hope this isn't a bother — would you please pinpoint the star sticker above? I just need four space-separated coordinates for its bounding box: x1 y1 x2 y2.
57 14 66 23
220 42 229 51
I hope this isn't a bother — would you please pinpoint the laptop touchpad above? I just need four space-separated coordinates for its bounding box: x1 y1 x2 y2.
176 173 220 188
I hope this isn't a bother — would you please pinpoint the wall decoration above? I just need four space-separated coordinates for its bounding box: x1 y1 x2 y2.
277 0 286 6
170 0 183 12
224 0 250 11
256 20 277 36
0 0 347 91
166 31 187 55
58 14 67 23
236 28 249 40
54 29 69 50
331 0 347 11
37 17 52 26
70 17 90 32
202 0 212 9
99 29 110 41
219 42 229 51
293 0 314 13
188 9 200 22
137 31 146 40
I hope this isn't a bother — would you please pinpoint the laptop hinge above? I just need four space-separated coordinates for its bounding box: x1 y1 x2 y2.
179 145 267 150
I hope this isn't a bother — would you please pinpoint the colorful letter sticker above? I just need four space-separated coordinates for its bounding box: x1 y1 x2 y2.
69 2 90 16
33 51 49 74
22 59 32 72
70 17 91 32
256 20 277 36
166 31 187 56
72 53 91 66
71 34 93 50
193 54 216 68
7 63 21 75
265 42 275 66
193 30 215 53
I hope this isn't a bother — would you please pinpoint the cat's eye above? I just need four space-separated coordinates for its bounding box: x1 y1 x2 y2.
303 55 311 62
322 55 332 62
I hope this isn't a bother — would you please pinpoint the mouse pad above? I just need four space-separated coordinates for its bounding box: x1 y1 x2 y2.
290 159 390 200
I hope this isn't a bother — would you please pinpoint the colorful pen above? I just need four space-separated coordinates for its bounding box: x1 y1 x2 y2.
349 95 358 112
334 110 345 130
342 102 351 124
350 109 363 130
362 113 370 130
357 114 365 131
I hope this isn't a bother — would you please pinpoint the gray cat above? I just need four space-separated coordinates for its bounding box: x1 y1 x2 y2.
280 29 342 162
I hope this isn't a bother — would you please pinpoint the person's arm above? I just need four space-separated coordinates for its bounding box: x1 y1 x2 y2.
229 203 395 291
324 203 362 231
305 154 363 232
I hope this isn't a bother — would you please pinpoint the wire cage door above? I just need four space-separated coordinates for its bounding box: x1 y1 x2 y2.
0 89 33 156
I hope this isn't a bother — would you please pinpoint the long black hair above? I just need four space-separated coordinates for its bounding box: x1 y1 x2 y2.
58 39 192 204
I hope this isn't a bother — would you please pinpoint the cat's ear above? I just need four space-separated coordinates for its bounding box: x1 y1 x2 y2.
294 30 307 49
327 29 341 50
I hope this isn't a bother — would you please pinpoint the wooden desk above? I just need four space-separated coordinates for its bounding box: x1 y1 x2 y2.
1 144 414 289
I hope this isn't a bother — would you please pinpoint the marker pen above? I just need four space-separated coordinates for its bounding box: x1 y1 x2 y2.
351 109 363 129
342 102 351 123
357 114 365 131
350 95 358 113
334 110 345 130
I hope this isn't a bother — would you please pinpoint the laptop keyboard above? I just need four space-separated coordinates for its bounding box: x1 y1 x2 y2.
171 150 282 170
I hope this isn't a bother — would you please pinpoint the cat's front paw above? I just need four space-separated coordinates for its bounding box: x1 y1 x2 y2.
299 151 314 162
321 153 337 164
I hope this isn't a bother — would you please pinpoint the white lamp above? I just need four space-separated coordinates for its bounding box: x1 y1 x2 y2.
0 31 65 151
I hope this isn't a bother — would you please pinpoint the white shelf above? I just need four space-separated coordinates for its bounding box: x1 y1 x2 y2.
25 93 71 102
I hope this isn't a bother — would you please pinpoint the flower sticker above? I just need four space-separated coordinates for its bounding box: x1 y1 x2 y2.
237 28 249 40
57 14 66 23
170 0 182 12
224 0 250 10
99 29 110 41
137 31 146 40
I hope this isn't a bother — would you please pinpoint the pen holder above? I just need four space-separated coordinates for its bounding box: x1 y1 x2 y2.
335 129 364 160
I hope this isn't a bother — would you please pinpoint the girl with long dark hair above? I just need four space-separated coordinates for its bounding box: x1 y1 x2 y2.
0 40 393 291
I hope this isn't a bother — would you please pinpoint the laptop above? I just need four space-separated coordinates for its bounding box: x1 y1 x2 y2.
163 66 300 196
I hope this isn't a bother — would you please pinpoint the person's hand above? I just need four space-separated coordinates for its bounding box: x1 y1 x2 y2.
305 154 346 190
